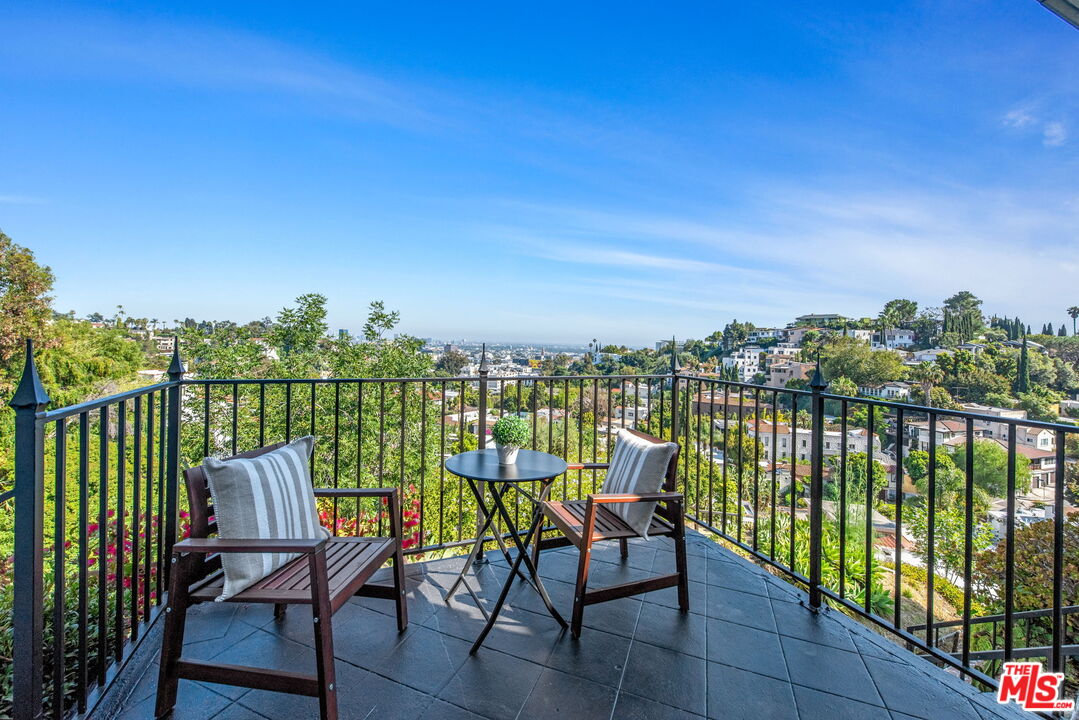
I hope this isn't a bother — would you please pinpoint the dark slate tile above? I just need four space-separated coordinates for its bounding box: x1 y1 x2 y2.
373 624 472 694
611 692 705 719
472 606 564 665
706 617 788 681
340 669 439 720
581 596 644 638
793 684 889 720
770 600 857 651
519 667 617 720
705 584 777 632
544 628 631 688
622 641 707 716
419 700 487 720
707 663 799 720
635 601 707 658
863 655 983 719
705 557 769 596
505 575 575 618
436 648 544 720
237 660 368 720
210 702 272 720
780 635 883 707
640 579 707 615
120 679 231 720
206 628 315 700
652 548 707 580
763 574 806 604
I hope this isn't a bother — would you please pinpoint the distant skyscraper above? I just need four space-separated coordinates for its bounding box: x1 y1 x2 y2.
338 329 349 339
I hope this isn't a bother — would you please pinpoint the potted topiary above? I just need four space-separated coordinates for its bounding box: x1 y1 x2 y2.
491 415 530 465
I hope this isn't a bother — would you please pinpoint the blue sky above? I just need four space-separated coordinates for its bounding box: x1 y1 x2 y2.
1 2 1077 345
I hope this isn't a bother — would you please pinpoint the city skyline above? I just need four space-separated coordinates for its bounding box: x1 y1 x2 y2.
1 2 1077 345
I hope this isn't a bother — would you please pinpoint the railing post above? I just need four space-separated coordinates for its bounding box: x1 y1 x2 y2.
10 339 50 720
475 344 490 563
163 339 184 588
808 358 828 610
669 337 681 445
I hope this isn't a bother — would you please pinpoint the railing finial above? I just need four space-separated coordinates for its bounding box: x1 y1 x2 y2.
9 338 49 410
809 352 828 391
670 336 681 374
479 342 489 374
167 336 185 379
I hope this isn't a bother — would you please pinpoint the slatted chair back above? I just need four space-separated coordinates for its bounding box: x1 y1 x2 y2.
181 442 285 585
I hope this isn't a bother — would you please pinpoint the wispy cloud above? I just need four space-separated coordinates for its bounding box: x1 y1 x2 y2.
1043 121 1068 147
0 195 46 205
1002 103 1071 148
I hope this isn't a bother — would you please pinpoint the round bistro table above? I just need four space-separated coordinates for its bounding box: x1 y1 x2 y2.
443 449 569 653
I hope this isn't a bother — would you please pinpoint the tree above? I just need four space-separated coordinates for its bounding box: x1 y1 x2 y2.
1014 337 1030 394
907 503 994 585
362 300 400 342
829 376 858 398
942 291 984 344
952 440 1032 499
911 362 943 408
271 293 328 359
882 298 918 328
973 517 1079 628
825 451 886 505
902 448 983 508
820 335 906 387
0 230 54 369
1069 306 1079 336
434 348 468 376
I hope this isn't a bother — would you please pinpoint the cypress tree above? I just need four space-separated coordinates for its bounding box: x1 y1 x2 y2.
1016 337 1030 393
1061 324 1068 337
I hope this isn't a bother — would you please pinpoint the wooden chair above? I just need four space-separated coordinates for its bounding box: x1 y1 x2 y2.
536 429 688 638
155 444 408 720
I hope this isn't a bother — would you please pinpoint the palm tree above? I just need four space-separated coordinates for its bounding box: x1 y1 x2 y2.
1068 306 1079 336
911 362 944 408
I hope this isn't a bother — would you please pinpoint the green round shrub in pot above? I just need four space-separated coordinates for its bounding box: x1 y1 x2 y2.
491 415 530 465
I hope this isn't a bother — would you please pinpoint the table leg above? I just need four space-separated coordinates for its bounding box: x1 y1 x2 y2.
471 479 567 654
443 481 501 602
488 480 566 627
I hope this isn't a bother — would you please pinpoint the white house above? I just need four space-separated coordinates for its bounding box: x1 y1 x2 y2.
858 381 911 400
747 328 784 342
723 346 763 382
873 329 915 350
911 348 950 363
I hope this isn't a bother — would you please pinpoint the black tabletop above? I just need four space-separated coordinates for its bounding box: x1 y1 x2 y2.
445 449 568 483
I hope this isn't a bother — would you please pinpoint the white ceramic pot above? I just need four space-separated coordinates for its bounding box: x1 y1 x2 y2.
496 443 520 466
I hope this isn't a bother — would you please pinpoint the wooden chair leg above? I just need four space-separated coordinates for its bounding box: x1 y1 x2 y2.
392 543 409 632
673 506 690 612
274 603 288 620
571 543 592 639
618 538 629 560
308 550 338 720
155 555 191 719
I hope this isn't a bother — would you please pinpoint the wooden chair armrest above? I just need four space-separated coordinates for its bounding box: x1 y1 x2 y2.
313 487 398 499
566 463 609 471
173 537 327 555
586 491 683 504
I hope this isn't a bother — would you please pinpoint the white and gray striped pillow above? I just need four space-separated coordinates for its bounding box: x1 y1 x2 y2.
600 430 677 538
203 436 328 601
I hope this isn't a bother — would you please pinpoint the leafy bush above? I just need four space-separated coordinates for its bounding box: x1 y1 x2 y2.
491 416 529 447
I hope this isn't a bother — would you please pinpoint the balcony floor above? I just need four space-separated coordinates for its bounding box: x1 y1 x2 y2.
105 531 1026 720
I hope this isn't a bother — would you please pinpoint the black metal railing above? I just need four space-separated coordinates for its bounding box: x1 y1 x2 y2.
6 341 1078 718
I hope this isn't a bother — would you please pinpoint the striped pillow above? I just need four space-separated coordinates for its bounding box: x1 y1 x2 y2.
600 430 678 537
202 436 328 601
